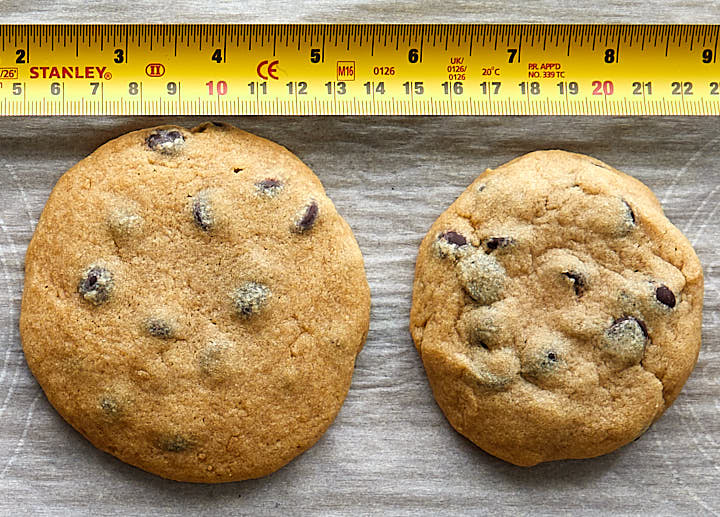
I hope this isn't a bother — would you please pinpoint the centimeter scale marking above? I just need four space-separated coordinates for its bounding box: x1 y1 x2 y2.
0 24 719 116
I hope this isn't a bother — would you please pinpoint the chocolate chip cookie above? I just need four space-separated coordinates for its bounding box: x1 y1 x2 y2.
410 150 703 466
20 122 370 482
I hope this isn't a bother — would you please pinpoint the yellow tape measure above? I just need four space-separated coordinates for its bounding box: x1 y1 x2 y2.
1 24 719 116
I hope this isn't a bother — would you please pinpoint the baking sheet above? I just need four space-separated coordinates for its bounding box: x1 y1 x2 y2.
1 4 719 516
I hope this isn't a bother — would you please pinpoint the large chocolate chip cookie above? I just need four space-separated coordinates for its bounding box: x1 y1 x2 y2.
21 122 370 482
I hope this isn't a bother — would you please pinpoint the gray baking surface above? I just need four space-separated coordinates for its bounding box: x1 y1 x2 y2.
1 3 719 516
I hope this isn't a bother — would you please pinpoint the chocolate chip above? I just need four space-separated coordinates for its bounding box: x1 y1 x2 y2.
232 282 271 318
192 192 213 231
485 237 515 251
439 231 467 247
561 271 586 297
108 207 143 239
78 265 113 305
294 201 319 233
623 200 636 225
100 396 120 416
621 200 637 235
157 434 193 453
456 250 505 305
522 348 562 379
655 285 676 308
463 349 516 390
611 316 648 338
211 121 225 127
258 178 281 189
435 231 471 259
604 316 648 365
198 340 229 378
537 350 560 372
256 178 283 197
465 367 513 390
146 129 185 154
146 317 173 339
461 308 499 349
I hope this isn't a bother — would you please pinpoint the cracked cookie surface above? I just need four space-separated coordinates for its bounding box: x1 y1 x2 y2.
410 150 703 466
20 122 370 482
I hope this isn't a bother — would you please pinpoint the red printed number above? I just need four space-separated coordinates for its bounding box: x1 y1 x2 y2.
592 80 614 95
206 80 228 95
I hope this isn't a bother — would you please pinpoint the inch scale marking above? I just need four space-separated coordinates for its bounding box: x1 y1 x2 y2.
0 24 719 116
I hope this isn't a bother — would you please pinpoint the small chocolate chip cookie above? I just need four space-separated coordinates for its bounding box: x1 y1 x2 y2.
20 122 370 482
410 150 703 466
